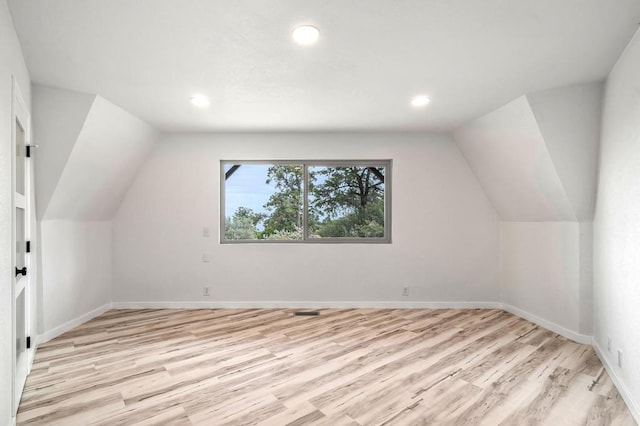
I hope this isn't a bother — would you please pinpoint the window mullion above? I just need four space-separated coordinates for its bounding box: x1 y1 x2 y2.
303 163 309 241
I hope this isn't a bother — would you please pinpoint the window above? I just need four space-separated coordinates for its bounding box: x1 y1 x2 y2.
221 160 391 243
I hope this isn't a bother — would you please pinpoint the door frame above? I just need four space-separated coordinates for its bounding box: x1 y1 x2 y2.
11 76 33 416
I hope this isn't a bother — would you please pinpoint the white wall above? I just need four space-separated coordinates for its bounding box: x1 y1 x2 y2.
578 222 593 336
31 90 159 340
594 29 640 420
500 222 589 341
40 221 112 339
453 85 603 342
1 1 30 424
31 85 95 338
113 132 500 306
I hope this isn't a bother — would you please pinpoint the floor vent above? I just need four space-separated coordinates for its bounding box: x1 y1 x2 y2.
294 311 320 316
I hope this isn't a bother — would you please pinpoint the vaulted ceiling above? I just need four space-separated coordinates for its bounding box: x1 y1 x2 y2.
454 82 603 222
33 86 158 221
8 0 640 132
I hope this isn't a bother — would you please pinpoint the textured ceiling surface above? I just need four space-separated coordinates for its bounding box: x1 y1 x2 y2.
9 0 640 132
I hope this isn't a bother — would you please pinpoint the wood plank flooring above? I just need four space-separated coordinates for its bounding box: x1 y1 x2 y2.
17 309 636 425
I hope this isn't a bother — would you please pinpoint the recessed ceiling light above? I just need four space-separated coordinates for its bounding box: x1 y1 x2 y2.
292 25 320 45
190 95 210 108
411 95 431 107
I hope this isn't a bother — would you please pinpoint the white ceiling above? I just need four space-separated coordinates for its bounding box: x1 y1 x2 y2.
8 0 640 132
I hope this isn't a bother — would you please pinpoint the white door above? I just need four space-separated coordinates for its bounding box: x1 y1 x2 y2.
12 78 31 415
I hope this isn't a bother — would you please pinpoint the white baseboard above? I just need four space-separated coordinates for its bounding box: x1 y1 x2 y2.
38 301 590 346
593 340 640 424
39 303 112 343
111 302 589 343
111 300 502 310
500 303 592 344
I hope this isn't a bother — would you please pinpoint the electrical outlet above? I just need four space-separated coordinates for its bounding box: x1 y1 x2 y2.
402 287 409 297
203 286 210 297
618 350 623 368
203 226 210 237
202 253 210 263
607 336 612 352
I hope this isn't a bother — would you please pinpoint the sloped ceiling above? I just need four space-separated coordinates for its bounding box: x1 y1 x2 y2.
528 82 603 221
454 96 576 221
33 85 95 219
34 80 603 223
453 82 603 222
8 0 640 132
34 86 159 220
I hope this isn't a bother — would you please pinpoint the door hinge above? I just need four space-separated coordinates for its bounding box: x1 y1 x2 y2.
26 336 31 349
26 240 31 253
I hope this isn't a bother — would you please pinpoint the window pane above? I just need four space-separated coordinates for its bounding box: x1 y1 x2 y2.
15 206 25 270
224 164 303 240
308 166 385 239
15 119 25 196
16 289 26 363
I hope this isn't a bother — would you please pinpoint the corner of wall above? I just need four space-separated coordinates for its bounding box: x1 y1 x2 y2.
39 302 111 344
593 340 640 424
35 91 159 341
578 221 594 336
592 24 640 422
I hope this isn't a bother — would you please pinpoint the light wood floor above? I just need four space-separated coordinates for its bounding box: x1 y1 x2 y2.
18 308 636 425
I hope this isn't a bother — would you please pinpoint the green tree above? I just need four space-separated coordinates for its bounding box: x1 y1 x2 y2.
262 165 304 236
225 207 264 240
256 165 385 239
310 166 385 238
316 198 384 237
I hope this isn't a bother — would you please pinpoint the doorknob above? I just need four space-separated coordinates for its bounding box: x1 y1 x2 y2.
15 266 27 277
